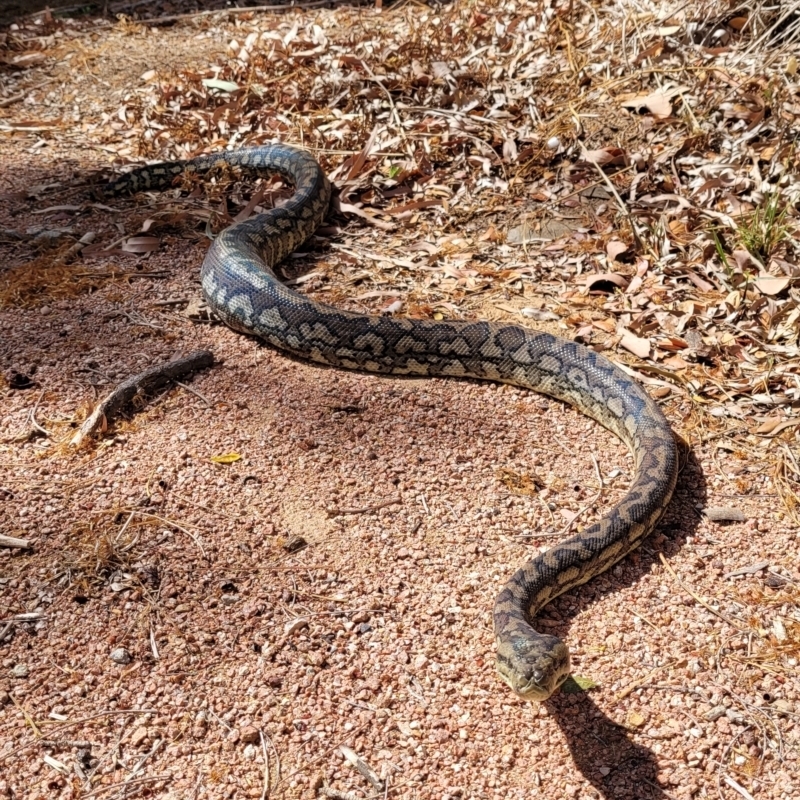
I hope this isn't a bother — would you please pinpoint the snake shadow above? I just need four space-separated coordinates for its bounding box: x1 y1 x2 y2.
544 690 676 800
539 442 705 800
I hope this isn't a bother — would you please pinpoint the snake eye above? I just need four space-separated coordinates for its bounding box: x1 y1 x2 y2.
532 669 545 685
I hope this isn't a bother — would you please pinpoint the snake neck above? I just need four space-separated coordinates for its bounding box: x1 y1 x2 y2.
492 428 677 636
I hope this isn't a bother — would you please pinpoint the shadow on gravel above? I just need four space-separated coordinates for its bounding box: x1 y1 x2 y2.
547 690 673 799
540 446 706 800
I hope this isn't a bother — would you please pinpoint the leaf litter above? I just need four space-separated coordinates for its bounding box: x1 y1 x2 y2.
2 1 800 799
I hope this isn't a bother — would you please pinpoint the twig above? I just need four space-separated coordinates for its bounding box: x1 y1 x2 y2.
265 730 280 788
722 774 756 800
173 380 212 407
9 695 42 737
259 731 271 800
0 92 27 108
579 143 646 252
320 790 359 800
93 507 207 557
207 708 233 733
698 426 749 445
130 738 162 776
0 534 31 549
362 69 408 147
340 745 383 792
165 490 241 522
107 737 163 800
615 660 677 701
509 529 570 539
25 389 52 439
0 710 158 763
61 232 96 264
38 739 93 749
327 495 401 516
138 0 340 26
0 612 46 624
126 509 207 557
70 350 214 447
82 774 171 799
279 722 371 788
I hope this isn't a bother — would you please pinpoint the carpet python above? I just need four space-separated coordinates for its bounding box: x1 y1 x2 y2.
105 143 679 700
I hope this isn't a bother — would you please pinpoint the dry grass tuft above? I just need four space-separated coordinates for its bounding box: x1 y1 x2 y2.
0 252 126 309
65 510 153 594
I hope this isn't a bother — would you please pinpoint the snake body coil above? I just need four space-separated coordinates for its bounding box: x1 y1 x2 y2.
107 144 678 700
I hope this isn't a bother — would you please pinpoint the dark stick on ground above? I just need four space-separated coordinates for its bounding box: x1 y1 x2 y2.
70 349 214 447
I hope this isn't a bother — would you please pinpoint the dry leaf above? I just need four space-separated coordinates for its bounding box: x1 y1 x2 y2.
386 199 443 216
619 329 651 359
582 148 628 167
660 336 690 351
754 275 791 296
561 675 597 693
593 318 616 333
620 91 672 119
381 299 403 314
732 249 762 271
606 240 629 262
754 418 800 436
755 416 785 434
210 452 242 464
339 202 395 231
703 506 747 522
521 307 560 321
585 273 630 292
12 53 47 68
634 41 664 65
497 468 543 495
725 561 769 578
502 138 518 162
663 355 690 370
121 236 160 254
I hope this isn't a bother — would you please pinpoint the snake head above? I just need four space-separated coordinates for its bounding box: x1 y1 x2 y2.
495 634 571 701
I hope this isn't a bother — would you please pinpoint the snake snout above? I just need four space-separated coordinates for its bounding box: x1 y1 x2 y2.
496 633 571 702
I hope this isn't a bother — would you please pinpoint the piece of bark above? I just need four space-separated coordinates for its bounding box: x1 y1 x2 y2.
0 534 31 549
70 350 214 447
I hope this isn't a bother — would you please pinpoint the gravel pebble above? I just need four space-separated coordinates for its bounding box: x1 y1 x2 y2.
109 648 132 664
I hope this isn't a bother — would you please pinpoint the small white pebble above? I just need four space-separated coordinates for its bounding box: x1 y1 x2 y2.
284 617 309 635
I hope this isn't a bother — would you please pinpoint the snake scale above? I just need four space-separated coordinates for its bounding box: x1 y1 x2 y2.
106 143 678 701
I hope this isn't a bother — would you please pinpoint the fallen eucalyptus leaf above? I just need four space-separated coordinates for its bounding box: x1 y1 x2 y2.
560 675 598 693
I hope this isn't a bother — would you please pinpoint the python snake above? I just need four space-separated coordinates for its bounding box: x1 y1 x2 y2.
106 143 678 701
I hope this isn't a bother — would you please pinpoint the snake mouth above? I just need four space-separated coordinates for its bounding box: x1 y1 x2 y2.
496 663 570 702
